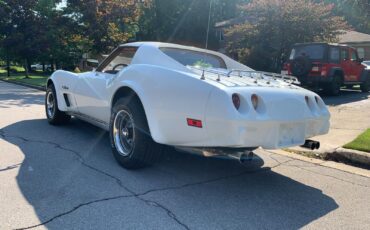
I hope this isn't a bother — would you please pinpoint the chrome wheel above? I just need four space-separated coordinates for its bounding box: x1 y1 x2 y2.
46 91 56 118
113 110 135 156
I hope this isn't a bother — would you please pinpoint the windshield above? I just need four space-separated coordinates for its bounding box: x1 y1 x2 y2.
160 47 227 69
289 45 326 60
363 61 370 65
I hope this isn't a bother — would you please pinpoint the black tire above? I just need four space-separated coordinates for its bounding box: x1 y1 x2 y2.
110 97 162 169
291 56 312 77
324 76 342 96
360 76 370 93
45 84 71 125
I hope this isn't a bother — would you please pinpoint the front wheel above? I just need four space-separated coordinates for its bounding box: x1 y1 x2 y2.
360 76 370 93
45 84 71 125
110 97 162 169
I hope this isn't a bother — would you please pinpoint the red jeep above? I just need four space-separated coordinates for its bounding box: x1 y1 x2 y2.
282 43 370 95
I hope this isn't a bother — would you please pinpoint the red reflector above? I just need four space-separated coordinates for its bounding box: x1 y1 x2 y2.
187 118 203 128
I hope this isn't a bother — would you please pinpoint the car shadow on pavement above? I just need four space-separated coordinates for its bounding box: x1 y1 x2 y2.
1 119 339 229
320 89 369 106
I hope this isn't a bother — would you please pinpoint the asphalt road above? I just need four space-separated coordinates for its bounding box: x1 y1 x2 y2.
1 81 370 230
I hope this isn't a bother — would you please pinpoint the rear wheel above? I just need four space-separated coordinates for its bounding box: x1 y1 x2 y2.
360 76 370 93
45 84 71 125
325 76 342 96
110 97 162 169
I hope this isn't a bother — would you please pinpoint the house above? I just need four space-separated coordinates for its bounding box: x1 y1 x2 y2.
338 30 370 60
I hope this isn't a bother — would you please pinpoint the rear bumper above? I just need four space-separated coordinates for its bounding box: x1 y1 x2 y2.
298 75 333 85
203 117 330 149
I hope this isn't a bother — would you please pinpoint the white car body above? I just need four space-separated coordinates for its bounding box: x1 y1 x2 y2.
48 42 330 150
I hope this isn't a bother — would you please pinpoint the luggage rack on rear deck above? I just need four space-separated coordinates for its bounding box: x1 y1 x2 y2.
188 66 300 85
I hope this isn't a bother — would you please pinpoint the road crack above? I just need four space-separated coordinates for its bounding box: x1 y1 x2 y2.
2 130 189 230
3 130 293 230
15 194 134 230
0 163 22 172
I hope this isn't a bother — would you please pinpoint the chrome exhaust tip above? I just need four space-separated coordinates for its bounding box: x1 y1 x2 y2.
301 140 320 150
239 151 254 163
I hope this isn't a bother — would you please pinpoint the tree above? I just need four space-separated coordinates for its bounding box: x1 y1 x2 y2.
325 0 370 33
139 0 249 49
35 0 90 70
0 0 42 77
225 0 348 71
64 0 142 54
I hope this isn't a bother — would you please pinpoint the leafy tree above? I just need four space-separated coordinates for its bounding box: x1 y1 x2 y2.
35 0 90 70
64 0 142 54
225 0 348 71
139 0 249 49
324 0 370 33
0 0 41 77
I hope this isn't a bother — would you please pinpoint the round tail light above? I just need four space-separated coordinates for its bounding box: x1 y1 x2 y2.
232 94 240 110
251 94 259 110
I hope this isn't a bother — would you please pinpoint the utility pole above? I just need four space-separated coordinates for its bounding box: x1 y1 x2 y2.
205 0 213 49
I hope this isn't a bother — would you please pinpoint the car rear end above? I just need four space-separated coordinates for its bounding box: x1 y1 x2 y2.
204 85 330 149
282 43 334 86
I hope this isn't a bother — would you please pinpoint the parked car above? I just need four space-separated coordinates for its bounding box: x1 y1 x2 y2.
45 42 330 169
362 60 370 70
282 43 370 95
31 63 52 71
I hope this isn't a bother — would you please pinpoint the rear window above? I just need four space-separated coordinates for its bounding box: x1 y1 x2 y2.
160 47 227 69
289 45 325 60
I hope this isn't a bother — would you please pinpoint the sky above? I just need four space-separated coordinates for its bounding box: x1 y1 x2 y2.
56 0 67 10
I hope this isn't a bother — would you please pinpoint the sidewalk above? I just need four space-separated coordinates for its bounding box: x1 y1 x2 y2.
290 90 370 165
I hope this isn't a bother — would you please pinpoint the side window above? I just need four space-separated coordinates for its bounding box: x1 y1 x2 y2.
351 50 358 62
329 47 340 63
97 47 138 74
340 49 349 61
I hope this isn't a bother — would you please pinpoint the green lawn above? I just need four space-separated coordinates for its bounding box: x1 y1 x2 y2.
1 74 48 87
344 129 370 153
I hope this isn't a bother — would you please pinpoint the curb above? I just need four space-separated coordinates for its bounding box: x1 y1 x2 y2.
0 79 45 91
330 147 370 166
287 146 370 168
272 149 370 178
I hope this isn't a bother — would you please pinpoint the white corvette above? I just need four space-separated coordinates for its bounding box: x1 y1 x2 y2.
45 42 330 169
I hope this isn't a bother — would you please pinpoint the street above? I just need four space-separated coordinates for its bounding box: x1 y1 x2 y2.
0 81 370 229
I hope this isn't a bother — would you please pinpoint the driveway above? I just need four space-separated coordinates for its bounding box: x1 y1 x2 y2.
312 89 370 152
0 81 370 229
